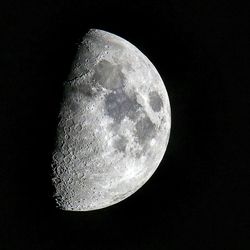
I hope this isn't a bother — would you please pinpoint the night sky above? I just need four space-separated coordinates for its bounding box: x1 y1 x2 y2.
1 0 250 249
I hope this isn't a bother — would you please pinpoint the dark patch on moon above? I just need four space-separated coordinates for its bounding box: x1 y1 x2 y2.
113 135 128 152
93 60 125 90
135 116 156 145
77 84 94 97
108 40 125 52
134 115 157 158
149 91 163 112
105 88 141 123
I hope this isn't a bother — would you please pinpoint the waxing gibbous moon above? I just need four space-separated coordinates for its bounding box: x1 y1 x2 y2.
51 29 171 211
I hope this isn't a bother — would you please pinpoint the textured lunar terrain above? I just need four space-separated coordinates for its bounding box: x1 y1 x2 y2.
51 29 171 211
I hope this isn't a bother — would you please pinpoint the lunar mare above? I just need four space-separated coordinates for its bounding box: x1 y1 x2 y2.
51 29 171 211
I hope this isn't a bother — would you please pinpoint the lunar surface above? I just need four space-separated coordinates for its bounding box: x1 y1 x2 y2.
51 29 171 211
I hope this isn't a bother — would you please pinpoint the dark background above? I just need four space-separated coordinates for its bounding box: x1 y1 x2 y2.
1 0 250 249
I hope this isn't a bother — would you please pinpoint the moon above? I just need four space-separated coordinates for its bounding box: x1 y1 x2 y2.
51 29 171 211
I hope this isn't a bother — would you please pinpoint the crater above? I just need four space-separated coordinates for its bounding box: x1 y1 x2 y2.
149 91 163 112
67 46 92 81
93 60 125 90
105 88 141 123
64 98 79 112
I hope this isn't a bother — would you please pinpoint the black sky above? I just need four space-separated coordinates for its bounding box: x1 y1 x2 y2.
1 0 250 249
